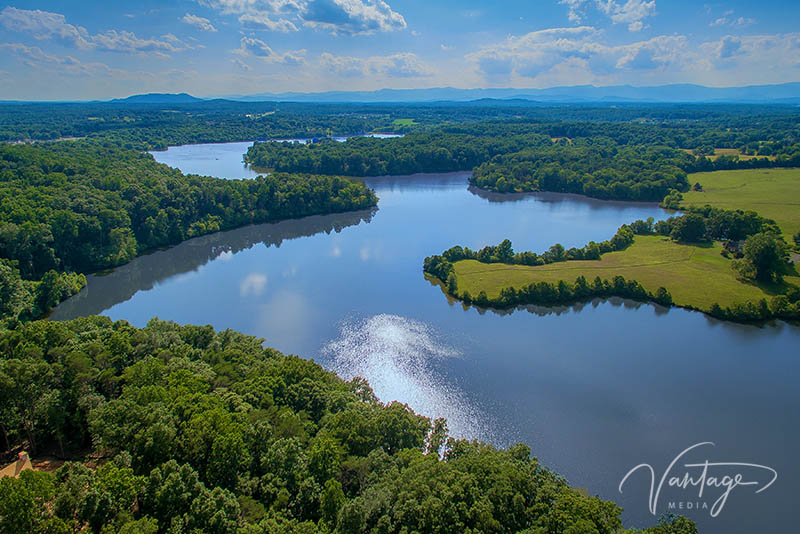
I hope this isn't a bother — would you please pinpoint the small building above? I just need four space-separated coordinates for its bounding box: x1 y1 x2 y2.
0 451 32 479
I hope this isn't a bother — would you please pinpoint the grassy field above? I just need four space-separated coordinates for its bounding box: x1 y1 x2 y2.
683 168 800 238
680 148 776 161
392 118 417 126
453 235 799 311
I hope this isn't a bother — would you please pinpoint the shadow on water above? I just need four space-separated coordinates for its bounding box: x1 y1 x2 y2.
50 208 376 320
468 185 663 209
362 171 472 190
467 296 671 318
424 275 789 330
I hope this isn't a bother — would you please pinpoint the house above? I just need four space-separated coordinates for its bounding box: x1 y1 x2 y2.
0 451 32 479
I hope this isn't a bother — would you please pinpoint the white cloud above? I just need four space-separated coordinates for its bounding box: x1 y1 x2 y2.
231 57 253 71
0 7 191 55
182 13 218 31
468 27 800 86
238 13 298 32
92 30 192 55
199 0 406 35
0 6 92 48
559 0 655 31
709 9 755 29
467 26 603 82
468 28 689 82
560 0 587 23
321 52 433 78
615 35 686 70
732 16 756 28
234 36 306 65
302 0 406 35
701 33 799 68
0 42 115 76
597 0 656 31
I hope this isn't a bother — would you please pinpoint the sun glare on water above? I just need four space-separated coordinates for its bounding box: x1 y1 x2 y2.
322 314 489 442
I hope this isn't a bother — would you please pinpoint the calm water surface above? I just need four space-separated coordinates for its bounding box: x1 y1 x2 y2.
53 143 800 533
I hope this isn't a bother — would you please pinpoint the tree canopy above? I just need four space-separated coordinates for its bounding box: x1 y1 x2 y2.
0 317 691 533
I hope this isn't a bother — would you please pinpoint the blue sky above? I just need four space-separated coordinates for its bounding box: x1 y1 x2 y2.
0 0 798 100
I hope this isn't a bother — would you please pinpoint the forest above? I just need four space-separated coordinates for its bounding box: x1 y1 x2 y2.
244 112 800 201
4 99 799 151
245 132 554 177
0 141 376 327
0 317 697 534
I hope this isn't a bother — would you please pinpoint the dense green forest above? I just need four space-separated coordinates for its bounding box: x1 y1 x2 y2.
245 132 554 176
0 141 376 327
0 317 695 534
0 102 394 150
470 143 691 201
472 145 799 200
3 100 799 151
244 113 800 201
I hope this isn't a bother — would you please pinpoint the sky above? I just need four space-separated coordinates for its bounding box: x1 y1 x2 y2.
0 0 798 100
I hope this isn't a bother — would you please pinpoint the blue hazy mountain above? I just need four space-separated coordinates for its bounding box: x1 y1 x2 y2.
221 82 800 103
109 93 204 104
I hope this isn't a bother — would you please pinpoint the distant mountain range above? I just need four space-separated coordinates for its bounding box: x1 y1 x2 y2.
109 93 204 104
219 83 800 104
4 83 799 105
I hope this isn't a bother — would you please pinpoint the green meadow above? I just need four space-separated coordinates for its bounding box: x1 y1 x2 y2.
683 168 800 238
452 235 799 312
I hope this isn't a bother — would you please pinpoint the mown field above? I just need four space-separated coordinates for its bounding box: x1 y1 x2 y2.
453 235 799 311
683 168 800 238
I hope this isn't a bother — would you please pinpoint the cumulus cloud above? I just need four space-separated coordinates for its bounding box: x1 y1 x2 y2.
701 33 799 67
0 6 92 48
182 13 218 31
468 27 693 82
92 30 192 55
597 0 656 31
709 9 756 29
467 26 603 82
234 36 306 65
615 35 685 69
199 0 406 35
0 42 115 76
302 0 406 34
320 52 433 77
238 12 298 32
469 26 800 85
559 0 655 31
0 6 192 55
560 0 587 23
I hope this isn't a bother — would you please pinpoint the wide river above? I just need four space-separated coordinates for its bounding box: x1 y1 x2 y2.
53 141 800 533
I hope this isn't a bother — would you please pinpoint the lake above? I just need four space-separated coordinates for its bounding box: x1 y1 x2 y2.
53 141 800 533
